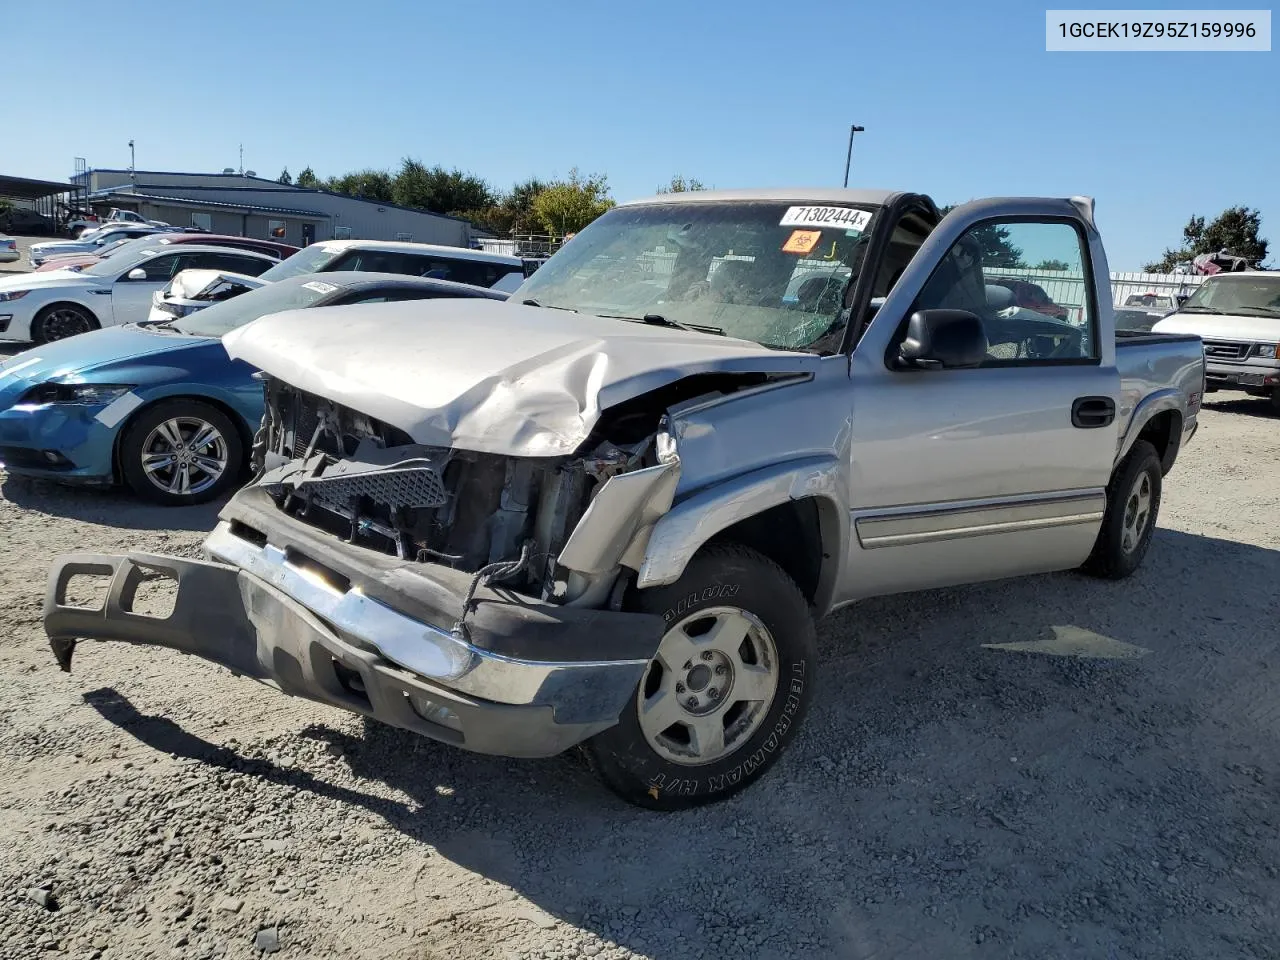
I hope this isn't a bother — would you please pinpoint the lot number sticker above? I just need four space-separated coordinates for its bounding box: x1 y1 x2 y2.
779 206 872 233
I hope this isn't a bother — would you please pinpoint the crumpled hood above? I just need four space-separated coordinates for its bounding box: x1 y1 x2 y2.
1153 311 1280 342
166 268 266 302
223 298 818 456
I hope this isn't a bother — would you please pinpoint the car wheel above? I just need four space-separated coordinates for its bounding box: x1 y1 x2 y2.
119 400 245 506
1081 439 1162 580
32 304 100 344
585 542 816 810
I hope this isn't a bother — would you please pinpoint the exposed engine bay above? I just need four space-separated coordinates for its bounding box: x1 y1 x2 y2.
249 373 785 604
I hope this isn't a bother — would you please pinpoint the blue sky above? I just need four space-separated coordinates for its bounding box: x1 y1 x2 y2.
5 0 1276 270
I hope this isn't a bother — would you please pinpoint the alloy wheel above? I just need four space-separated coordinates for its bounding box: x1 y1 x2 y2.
637 605 780 766
139 417 228 497
1121 471 1152 554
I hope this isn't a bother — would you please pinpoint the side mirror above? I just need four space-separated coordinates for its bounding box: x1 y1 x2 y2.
897 309 988 370
126 268 147 281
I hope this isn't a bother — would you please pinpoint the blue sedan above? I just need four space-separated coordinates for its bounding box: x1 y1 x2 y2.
0 273 507 505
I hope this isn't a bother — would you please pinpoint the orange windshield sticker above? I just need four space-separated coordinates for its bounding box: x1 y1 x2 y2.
782 229 822 255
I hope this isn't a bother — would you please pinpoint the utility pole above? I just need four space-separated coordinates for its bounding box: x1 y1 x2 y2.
239 144 244 176
842 125 865 188
128 140 136 182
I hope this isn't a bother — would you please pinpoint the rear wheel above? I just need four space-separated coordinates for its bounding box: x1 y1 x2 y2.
1081 439 1162 580
33 303 99 344
119 400 245 506
586 543 816 810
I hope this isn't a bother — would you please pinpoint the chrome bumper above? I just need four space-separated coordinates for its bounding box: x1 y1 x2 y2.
44 523 663 758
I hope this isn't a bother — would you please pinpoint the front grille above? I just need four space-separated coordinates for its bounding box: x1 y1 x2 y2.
263 459 449 515
1202 339 1251 361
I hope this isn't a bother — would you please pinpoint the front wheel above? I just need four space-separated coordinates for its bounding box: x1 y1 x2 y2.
33 303 99 344
119 400 245 506
1081 439 1162 580
586 542 816 810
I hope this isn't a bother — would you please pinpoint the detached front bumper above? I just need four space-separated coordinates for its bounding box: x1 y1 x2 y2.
44 490 665 758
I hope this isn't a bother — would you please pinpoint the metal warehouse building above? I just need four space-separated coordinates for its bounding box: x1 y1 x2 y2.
73 169 475 248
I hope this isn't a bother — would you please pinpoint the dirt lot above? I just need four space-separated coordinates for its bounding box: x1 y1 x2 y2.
2 262 1279 958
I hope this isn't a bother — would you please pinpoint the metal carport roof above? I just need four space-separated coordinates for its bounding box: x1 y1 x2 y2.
0 173 78 201
89 188 331 219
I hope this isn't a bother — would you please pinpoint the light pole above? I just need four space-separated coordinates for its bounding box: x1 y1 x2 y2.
128 140 136 182
842 125 865 188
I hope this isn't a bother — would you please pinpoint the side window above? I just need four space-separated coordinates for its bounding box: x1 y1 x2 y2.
191 213 213 231
339 293 393 305
195 252 272 277
912 220 1095 364
127 254 180 281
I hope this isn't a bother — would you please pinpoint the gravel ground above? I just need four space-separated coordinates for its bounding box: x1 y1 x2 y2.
2 247 1279 958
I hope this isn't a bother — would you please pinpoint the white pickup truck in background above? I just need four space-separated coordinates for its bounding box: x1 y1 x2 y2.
1154 271 1280 412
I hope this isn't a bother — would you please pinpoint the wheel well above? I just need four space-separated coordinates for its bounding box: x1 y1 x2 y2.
711 498 831 608
1137 410 1182 474
111 394 255 483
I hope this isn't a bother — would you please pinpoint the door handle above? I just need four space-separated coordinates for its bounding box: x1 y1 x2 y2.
1071 396 1115 429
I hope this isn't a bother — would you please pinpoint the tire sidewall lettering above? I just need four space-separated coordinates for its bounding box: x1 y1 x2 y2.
660 582 741 623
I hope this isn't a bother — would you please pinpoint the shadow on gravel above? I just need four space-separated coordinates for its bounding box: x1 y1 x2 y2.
1 475 227 532
82 688 418 821
1202 396 1279 421
84 528 1280 960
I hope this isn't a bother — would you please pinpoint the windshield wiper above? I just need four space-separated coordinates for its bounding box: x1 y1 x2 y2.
600 313 725 336
1176 306 1224 314
521 298 577 312
1225 305 1280 317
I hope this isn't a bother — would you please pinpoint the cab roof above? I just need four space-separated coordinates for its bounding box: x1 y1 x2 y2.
619 187 903 208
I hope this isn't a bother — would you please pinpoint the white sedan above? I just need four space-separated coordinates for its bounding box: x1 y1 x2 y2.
0 245 277 344
29 226 167 267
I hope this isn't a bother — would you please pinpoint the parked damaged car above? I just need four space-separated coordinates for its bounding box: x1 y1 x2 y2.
44 189 1206 809
0 273 508 503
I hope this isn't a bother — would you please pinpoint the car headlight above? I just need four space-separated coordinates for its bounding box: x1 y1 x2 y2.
0 290 31 302
19 383 135 405
1257 344 1278 359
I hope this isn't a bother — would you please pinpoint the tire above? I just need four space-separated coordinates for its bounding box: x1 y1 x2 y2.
1081 439 1162 580
1270 389 1280 415
32 303 99 344
118 400 245 506
585 542 817 811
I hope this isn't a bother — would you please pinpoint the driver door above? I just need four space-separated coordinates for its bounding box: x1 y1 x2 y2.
109 253 192 325
838 200 1120 600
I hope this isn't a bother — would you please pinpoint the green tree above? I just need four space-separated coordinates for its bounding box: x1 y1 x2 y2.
937 204 1025 267
1144 206 1270 272
296 167 320 188
1034 258 1070 271
325 169 394 202
657 175 706 193
531 169 614 237
277 168 293 185
466 177 552 235
392 159 495 215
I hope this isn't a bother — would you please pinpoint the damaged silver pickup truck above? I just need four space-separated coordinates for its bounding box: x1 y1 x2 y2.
45 189 1206 809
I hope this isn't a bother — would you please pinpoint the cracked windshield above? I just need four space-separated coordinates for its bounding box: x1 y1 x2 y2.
516 201 880 350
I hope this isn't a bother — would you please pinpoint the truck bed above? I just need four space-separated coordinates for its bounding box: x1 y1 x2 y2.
1115 329 1204 464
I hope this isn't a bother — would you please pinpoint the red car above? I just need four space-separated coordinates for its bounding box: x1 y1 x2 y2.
34 233 301 273
988 278 1069 321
